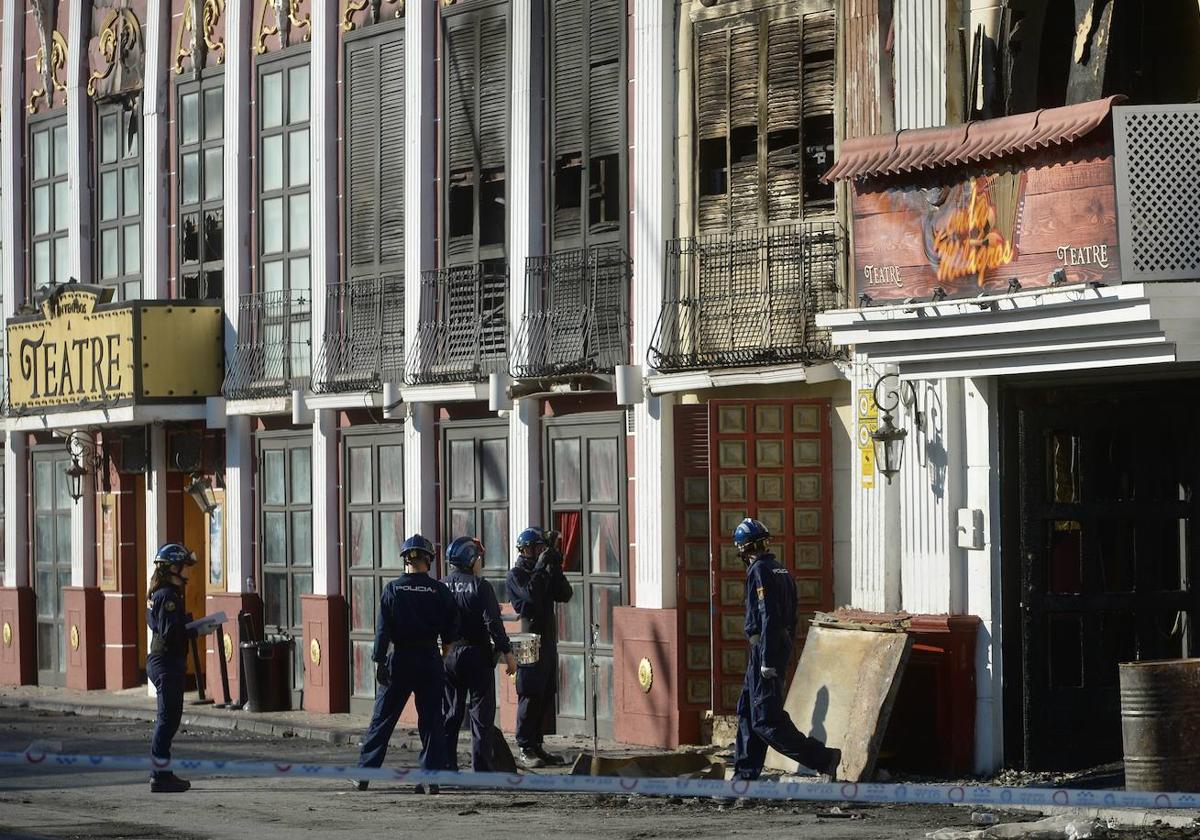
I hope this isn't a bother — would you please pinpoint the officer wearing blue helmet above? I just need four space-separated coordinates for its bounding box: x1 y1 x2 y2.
506 526 573 768
146 542 198 793
732 518 841 781
442 537 518 771
354 534 458 794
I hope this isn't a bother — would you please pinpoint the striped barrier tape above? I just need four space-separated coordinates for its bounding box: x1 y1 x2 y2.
1 750 1197 810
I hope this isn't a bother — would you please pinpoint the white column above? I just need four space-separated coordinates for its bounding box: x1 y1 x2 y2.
65 0 92 284
507 0 544 548
312 410 339 595
1 0 26 590
70 462 97 588
144 426 167 565
965 376 1003 774
631 0 676 609
850 356 901 611
309 0 337 369
405 403 437 540
141 0 170 299
402 0 437 542
222 0 253 594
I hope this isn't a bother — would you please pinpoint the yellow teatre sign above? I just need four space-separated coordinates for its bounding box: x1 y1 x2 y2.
7 289 135 410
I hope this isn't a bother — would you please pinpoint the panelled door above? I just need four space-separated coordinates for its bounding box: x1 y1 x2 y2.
32 450 73 686
258 434 313 707
708 399 833 714
442 421 510 602
544 415 627 739
344 430 406 715
1016 387 1199 769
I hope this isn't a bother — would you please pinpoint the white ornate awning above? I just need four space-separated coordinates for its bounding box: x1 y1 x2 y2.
817 282 1200 379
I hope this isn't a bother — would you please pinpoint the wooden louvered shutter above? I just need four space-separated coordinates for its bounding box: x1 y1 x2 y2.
378 36 405 265
445 18 478 262
552 0 584 243
727 18 760 230
347 43 381 273
587 0 622 239
695 24 730 236
673 404 712 715
801 8 836 210
478 15 507 172
766 14 802 223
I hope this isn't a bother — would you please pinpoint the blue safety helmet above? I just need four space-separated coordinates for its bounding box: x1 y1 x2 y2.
446 536 485 569
154 543 196 567
516 527 547 550
732 518 770 552
400 534 435 564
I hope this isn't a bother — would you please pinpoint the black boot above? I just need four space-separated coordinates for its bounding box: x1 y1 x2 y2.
150 773 191 793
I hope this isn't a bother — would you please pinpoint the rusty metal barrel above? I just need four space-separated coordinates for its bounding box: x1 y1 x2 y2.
1119 659 1200 792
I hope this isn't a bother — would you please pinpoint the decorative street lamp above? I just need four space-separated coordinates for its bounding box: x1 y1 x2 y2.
63 430 105 503
185 472 219 516
870 373 922 484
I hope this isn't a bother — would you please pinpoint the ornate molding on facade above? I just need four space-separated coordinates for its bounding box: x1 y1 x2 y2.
256 0 311 55
176 0 226 76
28 0 67 114
341 0 403 32
87 7 144 99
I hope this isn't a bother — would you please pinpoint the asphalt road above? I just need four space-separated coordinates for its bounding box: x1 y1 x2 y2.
0 708 1188 840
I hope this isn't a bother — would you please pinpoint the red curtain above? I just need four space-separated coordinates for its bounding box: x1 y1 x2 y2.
555 510 582 572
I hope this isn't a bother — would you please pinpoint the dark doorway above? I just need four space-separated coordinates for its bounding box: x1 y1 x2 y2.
1006 382 1199 770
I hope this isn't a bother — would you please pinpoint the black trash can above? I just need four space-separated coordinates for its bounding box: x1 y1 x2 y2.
239 634 294 712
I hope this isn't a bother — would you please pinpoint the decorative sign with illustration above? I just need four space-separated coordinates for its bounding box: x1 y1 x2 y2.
99 492 120 592
852 145 1121 301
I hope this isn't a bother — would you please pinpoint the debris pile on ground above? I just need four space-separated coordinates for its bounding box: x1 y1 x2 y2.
927 814 1110 840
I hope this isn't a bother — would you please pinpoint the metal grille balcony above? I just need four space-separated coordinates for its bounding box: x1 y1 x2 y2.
311 276 404 394
223 289 311 400
405 260 508 386
512 246 630 379
648 221 846 372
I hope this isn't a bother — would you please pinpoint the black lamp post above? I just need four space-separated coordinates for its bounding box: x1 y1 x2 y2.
870 373 922 484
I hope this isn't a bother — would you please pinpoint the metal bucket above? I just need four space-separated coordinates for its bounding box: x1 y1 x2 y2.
1119 658 1200 792
509 632 541 666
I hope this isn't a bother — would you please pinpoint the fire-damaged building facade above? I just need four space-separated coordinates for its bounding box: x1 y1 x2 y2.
0 0 1195 777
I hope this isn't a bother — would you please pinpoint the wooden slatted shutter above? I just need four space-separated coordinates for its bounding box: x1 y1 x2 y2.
695 24 730 236
673 405 712 717
478 15 507 172
347 44 381 272
727 18 760 229
445 16 478 263
801 8 836 209
587 0 622 239
378 38 405 264
552 0 585 243
765 15 802 223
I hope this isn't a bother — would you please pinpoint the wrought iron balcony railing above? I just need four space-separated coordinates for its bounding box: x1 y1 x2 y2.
223 289 311 400
512 246 630 379
405 260 508 386
648 221 846 372
311 275 404 394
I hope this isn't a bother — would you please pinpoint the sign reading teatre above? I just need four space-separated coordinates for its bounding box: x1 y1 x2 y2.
851 143 1122 301
7 288 135 410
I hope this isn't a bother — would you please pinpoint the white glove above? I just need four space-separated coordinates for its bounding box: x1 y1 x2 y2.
748 634 761 646
760 666 778 679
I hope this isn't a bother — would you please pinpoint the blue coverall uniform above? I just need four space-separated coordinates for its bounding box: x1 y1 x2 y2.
358 571 459 771
442 569 513 771
146 584 190 779
733 552 830 780
506 549 573 751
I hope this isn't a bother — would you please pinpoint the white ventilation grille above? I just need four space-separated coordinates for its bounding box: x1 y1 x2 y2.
1114 104 1200 282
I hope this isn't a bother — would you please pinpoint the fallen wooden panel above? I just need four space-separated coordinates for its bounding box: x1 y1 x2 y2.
569 751 725 779
765 623 911 781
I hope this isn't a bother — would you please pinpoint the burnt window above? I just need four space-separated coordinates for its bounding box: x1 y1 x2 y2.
549 0 625 249
177 76 224 300
443 3 508 265
694 3 836 235
28 116 70 294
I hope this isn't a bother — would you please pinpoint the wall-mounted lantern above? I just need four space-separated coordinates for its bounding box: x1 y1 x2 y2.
869 373 924 484
185 473 219 516
64 430 105 503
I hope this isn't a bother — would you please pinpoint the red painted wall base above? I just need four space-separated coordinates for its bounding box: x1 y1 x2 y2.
301 594 348 713
64 587 106 690
0 587 36 685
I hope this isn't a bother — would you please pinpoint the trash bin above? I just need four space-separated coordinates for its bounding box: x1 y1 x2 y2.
240 634 294 713
1119 658 1200 792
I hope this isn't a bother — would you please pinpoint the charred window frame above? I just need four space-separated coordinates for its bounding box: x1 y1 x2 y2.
177 74 225 301
441 0 510 266
28 115 70 295
547 0 627 251
95 100 143 301
344 18 405 287
692 0 836 235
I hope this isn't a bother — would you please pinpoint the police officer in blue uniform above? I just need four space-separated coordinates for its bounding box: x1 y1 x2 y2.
354 534 458 793
146 543 198 793
732 518 841 781
442 537 518 771
506 527 573 768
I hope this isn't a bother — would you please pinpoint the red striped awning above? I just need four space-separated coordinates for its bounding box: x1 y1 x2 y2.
823 95 1126 182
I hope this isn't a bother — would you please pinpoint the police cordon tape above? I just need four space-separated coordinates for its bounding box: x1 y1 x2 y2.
2 750 1199 810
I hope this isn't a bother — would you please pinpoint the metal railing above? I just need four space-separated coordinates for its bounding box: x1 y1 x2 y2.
223 289 312 400
648 221 846 372
405 260 508 385
511 246 630 379
311 276 404 394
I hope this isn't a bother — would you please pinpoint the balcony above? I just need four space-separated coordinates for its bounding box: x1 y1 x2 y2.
648 221 846 372
405 260 508 386
311 276 404 394
223 289 311 401
511 246 630 380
